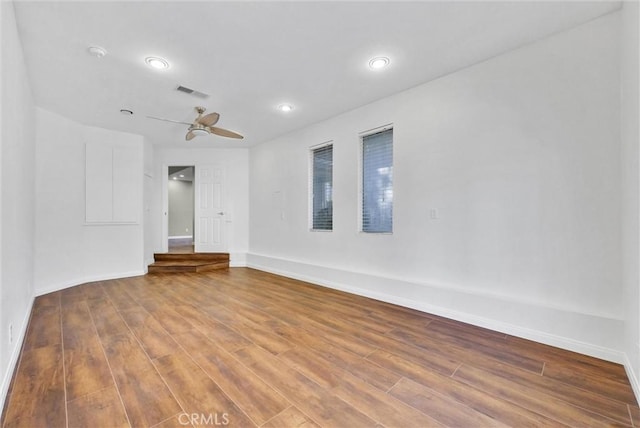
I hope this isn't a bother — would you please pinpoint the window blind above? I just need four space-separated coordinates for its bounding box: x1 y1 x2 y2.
362 129 393 233
311 144 333 230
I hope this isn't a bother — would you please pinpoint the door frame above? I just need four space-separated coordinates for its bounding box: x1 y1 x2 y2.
161 163 195 253
161 163 228 254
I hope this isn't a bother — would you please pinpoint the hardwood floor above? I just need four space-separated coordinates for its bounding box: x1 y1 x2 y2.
1 268 638 427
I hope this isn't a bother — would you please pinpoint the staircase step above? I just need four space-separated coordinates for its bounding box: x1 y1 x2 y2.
148 252 230 273
153 252 229 262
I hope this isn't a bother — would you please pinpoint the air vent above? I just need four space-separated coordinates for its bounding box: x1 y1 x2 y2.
176 85 194 94
176 85 209 99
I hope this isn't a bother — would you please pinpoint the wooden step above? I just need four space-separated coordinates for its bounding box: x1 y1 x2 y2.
148 252 229 273
153 252 229 262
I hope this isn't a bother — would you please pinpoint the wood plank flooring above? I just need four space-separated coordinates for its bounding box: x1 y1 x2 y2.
1 268 638 427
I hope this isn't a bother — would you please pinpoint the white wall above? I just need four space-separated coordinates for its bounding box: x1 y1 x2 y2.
621 0 640 399
168 180 194 237
249 12 625 361
0 0 36 411
34 108 145 295
144 138 156 267
154 148 249 266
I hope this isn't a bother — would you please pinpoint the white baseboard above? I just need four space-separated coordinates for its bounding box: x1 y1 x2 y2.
168 235 192 240
7 256 639 406
0 295 35 414
623 352 640 405
229 252 247 267
2 270 146 411
246 252 625 364
248 253 640 407
35 270 146 297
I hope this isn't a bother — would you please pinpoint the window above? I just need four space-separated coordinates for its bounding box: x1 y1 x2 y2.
361 128 393 233
310 144 333 230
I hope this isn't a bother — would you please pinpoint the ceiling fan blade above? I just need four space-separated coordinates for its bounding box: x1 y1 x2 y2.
198 112 220 127
186 131 196 141
147 115 193 126
209 126 244 139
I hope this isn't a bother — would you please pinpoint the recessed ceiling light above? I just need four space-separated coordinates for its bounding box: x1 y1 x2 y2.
172 177 177 180
145 57 169 70
368 56 390 70
119 109 133 115
277 104 294 112
179 174 184 178
87 46 107 58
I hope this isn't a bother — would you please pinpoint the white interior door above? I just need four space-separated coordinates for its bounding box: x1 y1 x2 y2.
195 164 227 253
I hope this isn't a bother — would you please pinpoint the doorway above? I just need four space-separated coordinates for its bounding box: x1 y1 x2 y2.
162 163 228 254
168 166 194 253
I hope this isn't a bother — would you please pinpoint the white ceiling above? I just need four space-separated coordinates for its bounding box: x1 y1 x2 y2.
13 1 620 148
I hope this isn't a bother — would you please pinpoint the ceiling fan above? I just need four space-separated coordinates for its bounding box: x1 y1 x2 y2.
147 106 244 141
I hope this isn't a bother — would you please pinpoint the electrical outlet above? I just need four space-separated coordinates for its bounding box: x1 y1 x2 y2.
9 323 13 344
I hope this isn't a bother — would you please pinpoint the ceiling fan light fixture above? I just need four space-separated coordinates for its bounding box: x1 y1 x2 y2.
368 56 390 70
191 128 209 137
145 56 169 70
